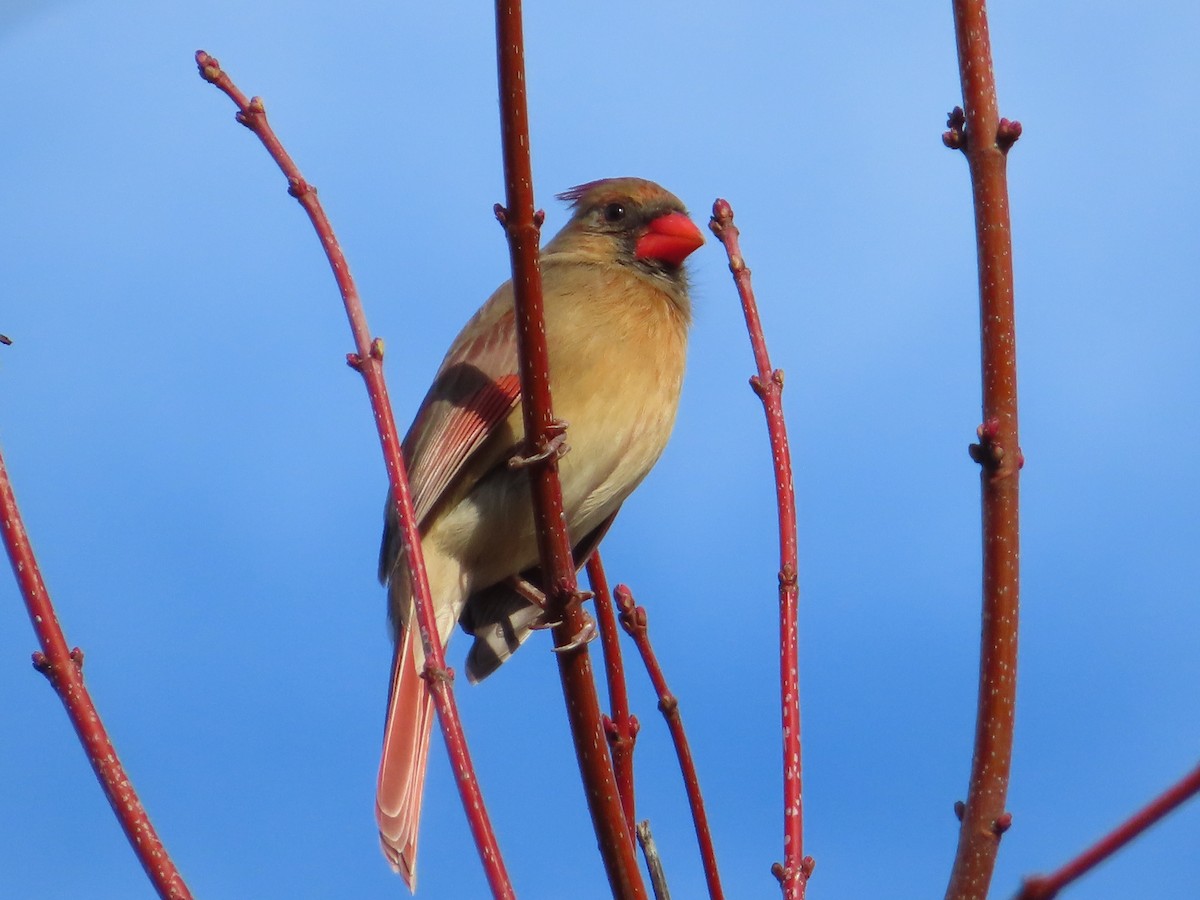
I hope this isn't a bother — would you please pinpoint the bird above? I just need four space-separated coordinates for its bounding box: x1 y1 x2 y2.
375 177 704 890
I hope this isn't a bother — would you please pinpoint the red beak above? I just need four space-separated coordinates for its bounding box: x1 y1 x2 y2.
635 211 705 266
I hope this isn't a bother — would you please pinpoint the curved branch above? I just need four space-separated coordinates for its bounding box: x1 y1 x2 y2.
195 51 513 898
709 199 810 898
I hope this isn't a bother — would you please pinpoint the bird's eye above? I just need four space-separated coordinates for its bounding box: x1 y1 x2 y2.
602 202 626 223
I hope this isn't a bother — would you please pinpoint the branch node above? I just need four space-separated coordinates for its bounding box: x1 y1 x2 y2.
942 106 968 151
657 693 678 715
287 177 315 200
992 811 1014 835
235 96 266 130
779 563 798 589
997 118 1023 153
969 418 1007 471
1018 877 1056 900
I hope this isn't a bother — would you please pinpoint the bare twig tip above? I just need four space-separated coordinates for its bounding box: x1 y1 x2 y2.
195 50 221 82
613 585 635 614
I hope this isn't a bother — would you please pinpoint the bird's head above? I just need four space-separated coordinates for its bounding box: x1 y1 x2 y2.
546 177 705 289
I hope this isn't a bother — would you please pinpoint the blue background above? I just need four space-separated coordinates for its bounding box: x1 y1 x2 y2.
2 2 1198 897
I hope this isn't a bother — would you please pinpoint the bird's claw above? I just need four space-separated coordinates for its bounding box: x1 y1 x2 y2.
508 431 570 469
551 618 598 653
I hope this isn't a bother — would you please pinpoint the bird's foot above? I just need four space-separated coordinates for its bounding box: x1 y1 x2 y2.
507 423 570 469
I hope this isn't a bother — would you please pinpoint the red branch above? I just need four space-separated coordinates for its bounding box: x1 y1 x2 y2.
615 584 725 900
587 553 640 834
709 200 809 897
941 3 1022 898
1015 761 1200 900
194 51 514 898
0 448 193 900
491 5 646 896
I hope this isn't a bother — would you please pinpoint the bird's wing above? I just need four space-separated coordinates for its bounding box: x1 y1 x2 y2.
379 294 523 583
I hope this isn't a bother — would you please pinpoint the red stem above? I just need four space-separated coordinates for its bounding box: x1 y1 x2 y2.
194 51 514 899
0 447 193 900
587 553 640 834
491 6 646 896
615 584 725 900
1015 762 1200 900
941 3 1022 898
709 200 809 897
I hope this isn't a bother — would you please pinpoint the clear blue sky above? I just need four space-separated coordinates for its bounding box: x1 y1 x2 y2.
2 2 1198 898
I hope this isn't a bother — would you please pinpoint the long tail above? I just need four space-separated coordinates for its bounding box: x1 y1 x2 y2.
376 624 436 892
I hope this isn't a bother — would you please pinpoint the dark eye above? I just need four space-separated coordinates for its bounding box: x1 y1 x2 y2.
602 202 626 223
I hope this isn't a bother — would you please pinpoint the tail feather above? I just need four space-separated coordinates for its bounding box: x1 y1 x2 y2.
376 625 436 892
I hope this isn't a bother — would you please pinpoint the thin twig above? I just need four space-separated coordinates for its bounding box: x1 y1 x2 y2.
940 3 1023 898
0 446 193 900
588 553 640 834
1014 761 1200 900
491 4 646 897
636 820 672 900
616 585 724 900
194 51 514 898
709 200 809 898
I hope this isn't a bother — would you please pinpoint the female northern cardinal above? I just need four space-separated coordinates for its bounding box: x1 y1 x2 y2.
376 177 704 889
